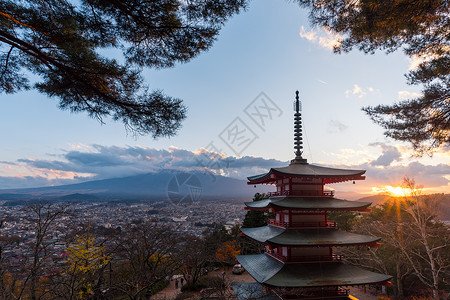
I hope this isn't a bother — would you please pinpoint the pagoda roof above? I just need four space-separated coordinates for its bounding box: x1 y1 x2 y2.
245 196 371 211
241 226 380 246
236 254 391 287
231 282 278 300
248 163 365 184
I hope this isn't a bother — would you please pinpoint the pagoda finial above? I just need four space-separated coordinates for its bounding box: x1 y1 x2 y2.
291 90 307 164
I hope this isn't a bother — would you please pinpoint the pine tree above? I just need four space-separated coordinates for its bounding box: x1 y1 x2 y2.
242 193 271 228
0 0 247 137
296 0 449 154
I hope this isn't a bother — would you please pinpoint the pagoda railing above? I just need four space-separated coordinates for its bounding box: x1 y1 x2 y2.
288 254 342 262
268 190 334 197
323 190 334 197
266 251 342 263
267 251 286 263
268 219 337 229
271 286 349 298
337 287 350 297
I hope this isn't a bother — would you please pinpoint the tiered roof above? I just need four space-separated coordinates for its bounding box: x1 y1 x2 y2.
248 163 366 184
245 196 371 211
241 226 380 246
237 254 391 287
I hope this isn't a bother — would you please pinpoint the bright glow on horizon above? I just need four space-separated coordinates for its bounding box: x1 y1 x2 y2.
371 185 417 197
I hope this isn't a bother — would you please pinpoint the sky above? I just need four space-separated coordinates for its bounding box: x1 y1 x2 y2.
0 0 448 198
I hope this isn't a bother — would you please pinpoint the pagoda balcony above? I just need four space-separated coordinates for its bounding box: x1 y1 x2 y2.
268 190 334 197
271 287 350 298
266 250 343 263
268 219 337 229
267 251 287 263
288 254 343 263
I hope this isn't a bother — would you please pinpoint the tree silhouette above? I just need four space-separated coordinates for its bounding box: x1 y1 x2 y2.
242 193 271 228
346 179 450 299
296 0 449 154
0 0 246 137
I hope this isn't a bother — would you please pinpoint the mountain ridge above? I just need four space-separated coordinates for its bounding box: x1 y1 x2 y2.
1 171 448 220
0 170 269 201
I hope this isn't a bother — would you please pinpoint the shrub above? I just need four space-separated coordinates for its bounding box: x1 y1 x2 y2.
150 279 169 295
181 276 209 292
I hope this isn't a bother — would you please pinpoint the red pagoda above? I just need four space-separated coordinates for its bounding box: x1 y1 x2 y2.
235 91 391 299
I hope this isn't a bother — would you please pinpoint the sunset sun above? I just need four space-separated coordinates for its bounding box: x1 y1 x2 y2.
371 185 414 197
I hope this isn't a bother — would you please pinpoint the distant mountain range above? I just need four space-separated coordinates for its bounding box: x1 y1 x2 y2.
0 171 448 220
0 171 270 203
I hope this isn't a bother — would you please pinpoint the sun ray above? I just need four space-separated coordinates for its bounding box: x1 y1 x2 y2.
371 185 417 197
371 185 416 222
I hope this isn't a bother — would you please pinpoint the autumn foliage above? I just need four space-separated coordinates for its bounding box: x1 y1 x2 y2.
65 234 110 298
215 241 240 264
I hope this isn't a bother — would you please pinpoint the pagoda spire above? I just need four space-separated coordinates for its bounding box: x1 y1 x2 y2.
291 91 307 164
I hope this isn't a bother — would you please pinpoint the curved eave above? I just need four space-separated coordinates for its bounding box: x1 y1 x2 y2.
271 197 371 211
244 197 371 211
247 165 366 185
323 175 366 184
247 169 277 184
241 226 380 247
245 198 273 210
267 262 392 287
236 254 392 287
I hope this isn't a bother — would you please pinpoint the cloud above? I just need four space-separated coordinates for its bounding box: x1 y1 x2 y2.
324 142 449 194
299 26 317 42
299 26 342 50
323 160 450 196
327 120 348 133
0 161 17 165
407 54 439 71
408 55 425 71
0 175 83 190
345 84 377 99
0 146 288 189
321 146 387 166
406 47 450 71
1 145 448 195
369 142 402 166
398 90 422 101
365 162 450 188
